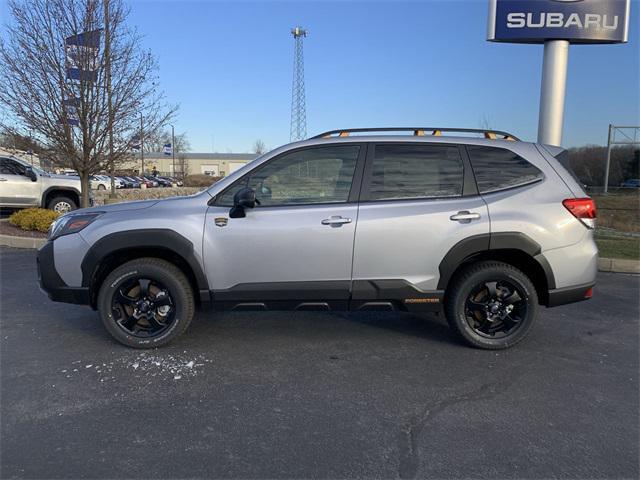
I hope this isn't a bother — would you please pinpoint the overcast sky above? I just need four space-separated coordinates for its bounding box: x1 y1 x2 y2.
1 0 638 152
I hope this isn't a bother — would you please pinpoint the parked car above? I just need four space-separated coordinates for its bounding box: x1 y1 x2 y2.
0 155 87 212
121 176 141 188
96 175 124 189
142 175 162 187
162 176 183 187
134 176 155 188
115 176 133 188
149 176 172 187
620 179 640 188
90 175 111 191
37 127 597 349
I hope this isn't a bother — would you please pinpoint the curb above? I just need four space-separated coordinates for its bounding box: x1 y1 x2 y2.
0 234 46 249
597 257 640 274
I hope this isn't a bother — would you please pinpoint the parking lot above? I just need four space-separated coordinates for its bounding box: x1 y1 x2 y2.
1 246 638 479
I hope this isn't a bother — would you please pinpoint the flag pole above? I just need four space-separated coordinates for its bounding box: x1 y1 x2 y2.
104 0 116 198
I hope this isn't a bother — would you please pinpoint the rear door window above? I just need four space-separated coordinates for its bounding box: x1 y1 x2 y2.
467 146 543 194
365 144 464 201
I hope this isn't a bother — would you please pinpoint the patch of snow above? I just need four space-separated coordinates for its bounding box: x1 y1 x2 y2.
59 352 210 383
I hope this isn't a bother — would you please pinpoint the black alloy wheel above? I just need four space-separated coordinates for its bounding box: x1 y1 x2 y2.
464 279 527 339
445 261 538 349
98 258 195 348
112 277 176 338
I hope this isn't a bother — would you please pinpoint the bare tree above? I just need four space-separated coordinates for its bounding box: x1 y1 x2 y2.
568 145 638 187
144 129 191 153
0 0 176 206
0 127 42 155
253 139 266 155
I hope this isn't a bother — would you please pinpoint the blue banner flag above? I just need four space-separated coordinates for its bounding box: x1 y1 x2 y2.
163 143 173 156
65 30 101 81
60 97 79 126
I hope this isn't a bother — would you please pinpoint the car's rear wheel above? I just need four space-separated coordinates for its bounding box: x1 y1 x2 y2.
47 196 77 213
97 258 195 348
444 261 538 349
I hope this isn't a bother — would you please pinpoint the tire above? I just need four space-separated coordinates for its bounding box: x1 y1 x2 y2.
47 196 77 213
97 258 195 348
97 184 106 190
444 261 538 350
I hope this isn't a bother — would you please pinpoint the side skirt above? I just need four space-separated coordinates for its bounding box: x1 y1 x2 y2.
209 280 444 312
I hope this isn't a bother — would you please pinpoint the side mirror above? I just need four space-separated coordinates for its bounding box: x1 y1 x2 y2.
25 167 37 182
229 187 260 218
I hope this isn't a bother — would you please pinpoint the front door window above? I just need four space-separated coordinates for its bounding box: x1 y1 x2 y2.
216 145 360 207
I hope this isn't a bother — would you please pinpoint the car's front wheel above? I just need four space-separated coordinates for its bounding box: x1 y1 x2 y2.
444 261 538 349
97 258 195 348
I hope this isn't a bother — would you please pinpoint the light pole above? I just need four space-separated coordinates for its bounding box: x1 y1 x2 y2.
171 124 176 177
140 112 144 175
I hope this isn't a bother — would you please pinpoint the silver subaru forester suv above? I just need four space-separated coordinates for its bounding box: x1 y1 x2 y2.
37 128 598 349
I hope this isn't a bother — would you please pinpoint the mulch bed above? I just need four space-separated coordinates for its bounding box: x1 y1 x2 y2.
0 220 47 238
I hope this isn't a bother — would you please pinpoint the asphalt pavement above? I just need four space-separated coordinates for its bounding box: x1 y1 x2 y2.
1 246 638 479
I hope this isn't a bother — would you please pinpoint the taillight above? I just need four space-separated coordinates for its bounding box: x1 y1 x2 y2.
563 198 596 229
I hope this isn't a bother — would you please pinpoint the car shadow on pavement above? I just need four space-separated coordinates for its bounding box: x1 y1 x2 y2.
325 310 461 347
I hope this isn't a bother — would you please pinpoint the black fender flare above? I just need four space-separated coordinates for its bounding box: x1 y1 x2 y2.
437 232 556 290
42 186 81 208
80 229 210 302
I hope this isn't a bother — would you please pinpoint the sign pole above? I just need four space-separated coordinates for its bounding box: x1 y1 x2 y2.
603 124 613 194
537 40 569 146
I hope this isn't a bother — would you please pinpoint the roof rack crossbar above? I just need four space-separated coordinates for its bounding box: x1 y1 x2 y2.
314 127 520 141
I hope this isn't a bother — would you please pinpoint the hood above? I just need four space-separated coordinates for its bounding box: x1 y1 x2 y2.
48 173 80 180
75 190 210 215
42 173 82 187
80 199 160 214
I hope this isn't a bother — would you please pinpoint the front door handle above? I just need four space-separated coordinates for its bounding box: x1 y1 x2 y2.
450 211 481 223
0 178 7 182
321 216 352 227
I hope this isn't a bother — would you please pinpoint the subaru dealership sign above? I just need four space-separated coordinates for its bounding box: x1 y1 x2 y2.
488 0 630 44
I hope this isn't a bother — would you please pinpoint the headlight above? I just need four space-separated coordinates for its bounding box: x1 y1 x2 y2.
48 212 104 240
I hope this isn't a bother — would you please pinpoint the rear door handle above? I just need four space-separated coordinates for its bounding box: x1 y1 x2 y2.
450 211 481 223
321 216 352 227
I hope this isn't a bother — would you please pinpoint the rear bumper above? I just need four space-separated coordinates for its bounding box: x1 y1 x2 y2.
547 282 595 308
37 241 90 305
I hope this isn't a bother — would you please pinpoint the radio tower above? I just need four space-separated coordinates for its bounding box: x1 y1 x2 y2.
290 26 307 142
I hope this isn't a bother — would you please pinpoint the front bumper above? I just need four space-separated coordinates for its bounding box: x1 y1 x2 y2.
37 241 90 305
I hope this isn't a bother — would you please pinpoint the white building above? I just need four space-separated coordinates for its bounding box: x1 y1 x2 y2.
121 152 259 177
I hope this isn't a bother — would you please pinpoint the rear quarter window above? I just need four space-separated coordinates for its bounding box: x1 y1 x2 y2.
467 146 543 194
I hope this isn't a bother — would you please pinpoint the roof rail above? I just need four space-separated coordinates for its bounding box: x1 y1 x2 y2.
312 127 519 141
